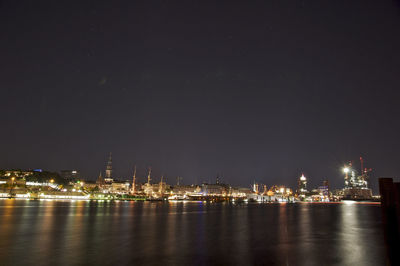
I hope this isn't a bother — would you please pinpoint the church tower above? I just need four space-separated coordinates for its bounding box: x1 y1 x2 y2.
96 172 104 186
104 152 113 183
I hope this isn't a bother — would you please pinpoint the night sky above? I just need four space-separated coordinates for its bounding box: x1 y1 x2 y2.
1 0 400 191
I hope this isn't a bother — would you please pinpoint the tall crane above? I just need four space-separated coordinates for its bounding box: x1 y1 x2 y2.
360 157 364 174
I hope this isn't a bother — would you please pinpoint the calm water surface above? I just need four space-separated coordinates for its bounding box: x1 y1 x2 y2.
0 199 385 266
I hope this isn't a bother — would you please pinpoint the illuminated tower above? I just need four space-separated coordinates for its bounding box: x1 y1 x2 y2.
105 152 112 178
104 152 113 184
298 174 307 194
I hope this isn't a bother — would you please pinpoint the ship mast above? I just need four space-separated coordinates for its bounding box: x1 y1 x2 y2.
147 167 151 185
132 165 136 194
159 175 164 194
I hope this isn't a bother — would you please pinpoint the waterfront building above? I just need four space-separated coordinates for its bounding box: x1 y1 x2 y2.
111 181 130 194
318 185 330 202
201 183 229 196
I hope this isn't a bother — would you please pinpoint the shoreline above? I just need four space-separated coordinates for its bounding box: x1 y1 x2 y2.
0 196 381 204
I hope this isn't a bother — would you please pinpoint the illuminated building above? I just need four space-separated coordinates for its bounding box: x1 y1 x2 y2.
230 187 249 198
111 182 131 194
321 180 330 201
201 183 228 196
318 181 330 202
171 185 199 195
297 174 307 200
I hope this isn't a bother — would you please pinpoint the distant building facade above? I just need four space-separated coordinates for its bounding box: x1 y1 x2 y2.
60 170 79 182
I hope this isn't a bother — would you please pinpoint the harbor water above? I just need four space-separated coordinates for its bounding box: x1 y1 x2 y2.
0 200 386 265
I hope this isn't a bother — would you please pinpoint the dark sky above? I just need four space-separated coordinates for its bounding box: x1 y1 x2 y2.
1 0 400 191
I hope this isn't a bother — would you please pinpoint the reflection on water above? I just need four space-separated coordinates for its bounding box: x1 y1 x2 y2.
0 200 385 266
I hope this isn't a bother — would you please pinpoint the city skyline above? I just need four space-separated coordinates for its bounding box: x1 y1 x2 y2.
2 153 376 193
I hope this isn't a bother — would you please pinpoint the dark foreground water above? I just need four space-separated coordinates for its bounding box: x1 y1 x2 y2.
0 199 386 266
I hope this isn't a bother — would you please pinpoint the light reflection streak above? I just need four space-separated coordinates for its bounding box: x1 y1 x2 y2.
339 203 362 265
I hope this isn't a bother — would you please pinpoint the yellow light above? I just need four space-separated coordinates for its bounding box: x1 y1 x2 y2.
11 177 15 181
50 179 54 183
